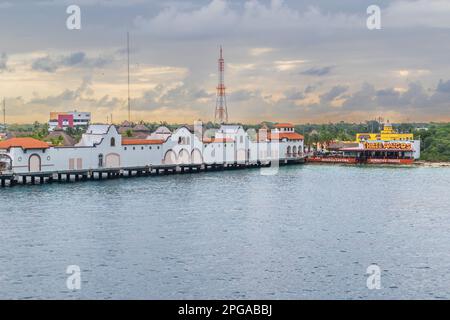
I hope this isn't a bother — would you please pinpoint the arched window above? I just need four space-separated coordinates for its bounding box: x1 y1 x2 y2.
98 154 104 168
110 137 116 147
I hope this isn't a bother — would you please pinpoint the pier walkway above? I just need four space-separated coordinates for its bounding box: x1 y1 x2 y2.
0 157 305 187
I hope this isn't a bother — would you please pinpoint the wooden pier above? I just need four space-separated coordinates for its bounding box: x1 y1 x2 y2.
0 157 306 188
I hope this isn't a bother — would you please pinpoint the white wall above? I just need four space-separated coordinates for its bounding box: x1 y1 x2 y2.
3 125 306 174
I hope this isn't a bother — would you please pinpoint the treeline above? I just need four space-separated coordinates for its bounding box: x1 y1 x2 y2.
413 123 450 162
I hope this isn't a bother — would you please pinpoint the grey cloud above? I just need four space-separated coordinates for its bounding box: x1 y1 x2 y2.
31 52 114 72
437 79 450 93
134 0 363 40
62 52 86 66
284 88 305 101
342 83 376 110
130 83 216 112
0 52 8 71
32 56 58 72
301 66 334 77
320 85 348 103
29 77 94 106
229 90 259 102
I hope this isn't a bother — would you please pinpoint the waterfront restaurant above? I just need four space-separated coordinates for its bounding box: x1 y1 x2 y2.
340 141 417 164
307 122 421 165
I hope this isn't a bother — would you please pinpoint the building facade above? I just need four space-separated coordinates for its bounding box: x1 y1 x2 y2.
48 111 91 131
0 123 304 175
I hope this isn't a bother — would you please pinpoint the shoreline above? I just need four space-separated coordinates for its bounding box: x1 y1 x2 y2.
414 161 450 167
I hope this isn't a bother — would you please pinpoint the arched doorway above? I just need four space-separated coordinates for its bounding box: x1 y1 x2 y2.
292 146 297 157
287 146 291 157
0 154 12 172
164 150 177 165
178 149 190 164
105 153 120 168
28 154 41 172
191 149 203 165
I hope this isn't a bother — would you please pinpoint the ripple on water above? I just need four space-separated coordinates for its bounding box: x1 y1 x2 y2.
1 166 450 299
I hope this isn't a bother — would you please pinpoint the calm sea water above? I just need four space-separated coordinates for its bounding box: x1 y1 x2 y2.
1 165 450 299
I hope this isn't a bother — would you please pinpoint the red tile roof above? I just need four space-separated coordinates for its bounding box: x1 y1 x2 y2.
274 123 294 129
0 138 50 150
203 137 235 143
122 139 164 145
264 132 304 141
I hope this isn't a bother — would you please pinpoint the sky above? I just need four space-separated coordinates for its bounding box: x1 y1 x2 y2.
0 0 450 124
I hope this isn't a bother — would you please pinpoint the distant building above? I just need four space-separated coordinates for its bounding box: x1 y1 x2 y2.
48 111 91 131
356 122 413 141
45 128 76 146
147 126 172 141
132 124 151 139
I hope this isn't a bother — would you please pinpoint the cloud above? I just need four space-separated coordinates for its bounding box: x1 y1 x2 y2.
385 0 450 29
229 89 259 102
274 59 307 71
134 0 239 39
301 66 334 76
320 85 348 103
0 52 8 71
29 77 95 106
437 79 450 93
249 47 275 56
31 52 113 73
134 0 362 39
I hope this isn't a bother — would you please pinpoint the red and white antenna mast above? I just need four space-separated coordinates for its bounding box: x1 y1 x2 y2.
215 46 228 124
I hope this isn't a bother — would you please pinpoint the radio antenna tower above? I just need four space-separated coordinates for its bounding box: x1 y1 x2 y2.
214 46 228 124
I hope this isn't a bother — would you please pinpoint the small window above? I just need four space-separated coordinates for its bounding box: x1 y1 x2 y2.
110 137 116 147
124 147 127 150
133 147 136 150
141 146 144 150
98 154 104 168
157 146 160 149
149 146 152 150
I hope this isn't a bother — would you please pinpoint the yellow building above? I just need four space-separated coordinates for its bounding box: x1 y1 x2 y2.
356 123 413 142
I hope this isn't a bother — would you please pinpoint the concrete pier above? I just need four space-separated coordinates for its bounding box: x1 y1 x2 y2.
0 157 306 187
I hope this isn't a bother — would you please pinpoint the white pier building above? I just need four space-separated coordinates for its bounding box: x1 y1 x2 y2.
0 123 304 181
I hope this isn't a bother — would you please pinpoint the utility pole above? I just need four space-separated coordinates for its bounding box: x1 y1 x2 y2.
127 31 131 123
2 98 5 132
